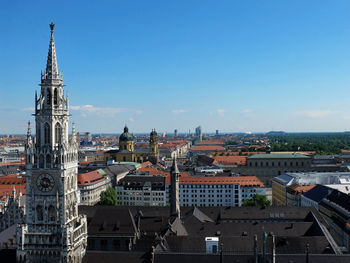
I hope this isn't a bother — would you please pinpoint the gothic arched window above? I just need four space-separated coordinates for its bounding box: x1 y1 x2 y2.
44 123 50 144
54 88 58 105
36 205 43 221
39 155 44 168
55 123 62 144
47 88 51 105
46 154 51 168
71 176 75 189
48 205 56 221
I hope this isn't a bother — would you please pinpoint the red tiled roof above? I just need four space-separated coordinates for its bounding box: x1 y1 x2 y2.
212 156 247 166
0 174 26 185
78 170 105 186
136 168 169 176
141 161 153 168
197 140 225 145
287 184 316 194
192 145 226 151
0 185 26 198
165 175 263 187
0 161 25 167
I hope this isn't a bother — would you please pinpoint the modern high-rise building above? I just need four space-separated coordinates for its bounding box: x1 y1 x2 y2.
16 23 87 263
195 126 202 141
174 129 178 137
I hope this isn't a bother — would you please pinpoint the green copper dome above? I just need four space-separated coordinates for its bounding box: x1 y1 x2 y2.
119 126 134 141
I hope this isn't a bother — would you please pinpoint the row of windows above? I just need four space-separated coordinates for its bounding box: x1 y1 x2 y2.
180 184 239 189
45 88 59 106
42 122 62 145
29 152 77 168
249 161 308 167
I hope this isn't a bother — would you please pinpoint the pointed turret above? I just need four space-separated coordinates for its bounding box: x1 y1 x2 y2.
26 121 33 148
45 22 59 79
12 185 16 199
170 157 180 218
27 121 31 138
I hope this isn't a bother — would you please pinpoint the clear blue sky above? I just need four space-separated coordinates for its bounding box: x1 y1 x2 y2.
1 0 350 134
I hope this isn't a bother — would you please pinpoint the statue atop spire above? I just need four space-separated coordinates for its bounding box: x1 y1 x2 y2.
50 22 55 33
44 22 59 80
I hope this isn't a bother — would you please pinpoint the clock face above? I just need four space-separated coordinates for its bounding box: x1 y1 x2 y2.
36 174 55 192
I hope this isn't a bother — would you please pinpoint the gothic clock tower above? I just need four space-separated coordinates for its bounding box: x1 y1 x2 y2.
17 23 87 263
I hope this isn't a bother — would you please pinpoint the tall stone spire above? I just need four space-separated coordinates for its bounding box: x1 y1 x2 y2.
17 23 87 263
170 157 180 218
45 22 59 79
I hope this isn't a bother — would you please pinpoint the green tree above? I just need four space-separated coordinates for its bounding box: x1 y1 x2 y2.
243 194 271 207
98 186 118 205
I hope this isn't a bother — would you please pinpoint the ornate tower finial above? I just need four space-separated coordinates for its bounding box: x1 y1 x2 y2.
50 22 55 33
27 121 31 137
45 22 59 79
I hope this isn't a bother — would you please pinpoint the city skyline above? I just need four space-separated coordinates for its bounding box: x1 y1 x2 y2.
1 1 350 134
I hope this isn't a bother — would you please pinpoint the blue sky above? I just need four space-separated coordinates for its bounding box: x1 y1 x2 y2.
1 1 350 134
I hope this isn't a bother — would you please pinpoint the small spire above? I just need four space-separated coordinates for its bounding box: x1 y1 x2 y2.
171 156 180 174
12 186 16 198
72 122 76 141
45 22 59 79
50 22 55 33
124 125 129 133
27 121 31 137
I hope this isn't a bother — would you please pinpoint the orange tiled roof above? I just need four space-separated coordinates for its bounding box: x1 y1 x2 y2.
0 174 26 185
212 156 246 166
192 145 226 151
197 140 225 145
0 161 25 167
141 161 153 168
165 175 263 187
78 170 105 186
136 167 169 176
0 185 26 198
287 184 316 194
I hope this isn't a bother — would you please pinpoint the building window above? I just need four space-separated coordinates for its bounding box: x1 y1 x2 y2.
47 88 51 105
39 155 44 168
44 123 50 144
54 88 58 105
55 123 62 144
49 205 56 221
36 205 43 221
46 154 51 168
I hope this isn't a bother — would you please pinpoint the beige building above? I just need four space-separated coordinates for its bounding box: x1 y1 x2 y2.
78 170 111 205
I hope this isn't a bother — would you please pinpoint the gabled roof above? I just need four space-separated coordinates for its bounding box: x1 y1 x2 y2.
212 156 246 166
192 145 226 152
248 153 311 159
78 170 106 186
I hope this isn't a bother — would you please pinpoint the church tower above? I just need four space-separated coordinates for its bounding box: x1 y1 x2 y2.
17 23 87 263
170 158 180 218
149 129 159 164
119 125 134 152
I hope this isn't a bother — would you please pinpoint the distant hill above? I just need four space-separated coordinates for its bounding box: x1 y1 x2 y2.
266 131 286 136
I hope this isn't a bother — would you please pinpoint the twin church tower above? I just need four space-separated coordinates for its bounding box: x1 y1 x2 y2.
16 23 87 263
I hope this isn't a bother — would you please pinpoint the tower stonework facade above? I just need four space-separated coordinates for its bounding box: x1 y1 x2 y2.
16 23 87 263
170 158 180 218
149 129 159 164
